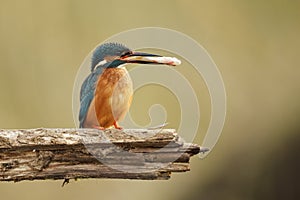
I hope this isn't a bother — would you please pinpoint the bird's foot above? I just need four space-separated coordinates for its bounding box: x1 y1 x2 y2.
113 122 123 130
92 125 105 130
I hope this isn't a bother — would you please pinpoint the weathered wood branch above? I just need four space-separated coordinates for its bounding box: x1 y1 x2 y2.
0 128 207 182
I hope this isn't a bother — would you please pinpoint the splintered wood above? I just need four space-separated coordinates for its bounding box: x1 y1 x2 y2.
0 128 204 182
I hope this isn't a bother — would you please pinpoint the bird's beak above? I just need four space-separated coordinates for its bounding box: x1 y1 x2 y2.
120 52 181 66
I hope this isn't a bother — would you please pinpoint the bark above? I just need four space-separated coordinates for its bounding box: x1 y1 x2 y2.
0 128 207 182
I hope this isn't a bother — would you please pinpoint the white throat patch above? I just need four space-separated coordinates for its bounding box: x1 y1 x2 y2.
94 60 107 70
94 60 127 70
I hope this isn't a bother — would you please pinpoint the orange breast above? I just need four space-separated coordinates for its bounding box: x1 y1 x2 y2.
94 67 133 128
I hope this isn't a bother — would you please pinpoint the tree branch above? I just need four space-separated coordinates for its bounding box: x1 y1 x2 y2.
0 128 207 182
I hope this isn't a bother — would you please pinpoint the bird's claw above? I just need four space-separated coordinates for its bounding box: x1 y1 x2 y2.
113 122 123 130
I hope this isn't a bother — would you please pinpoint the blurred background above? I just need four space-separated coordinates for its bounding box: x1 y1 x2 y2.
0 0 299 199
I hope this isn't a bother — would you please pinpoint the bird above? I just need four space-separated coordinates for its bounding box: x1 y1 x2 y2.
79 42 181 129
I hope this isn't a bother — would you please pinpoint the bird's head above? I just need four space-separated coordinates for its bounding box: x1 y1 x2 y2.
90 43 181 72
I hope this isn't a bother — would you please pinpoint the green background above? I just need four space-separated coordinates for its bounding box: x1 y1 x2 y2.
0 0 299 199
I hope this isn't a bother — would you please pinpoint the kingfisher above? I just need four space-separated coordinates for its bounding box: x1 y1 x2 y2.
79 43 181 129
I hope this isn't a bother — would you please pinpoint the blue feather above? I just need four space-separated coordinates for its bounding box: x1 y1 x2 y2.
79 68 103 127
91 43 130 71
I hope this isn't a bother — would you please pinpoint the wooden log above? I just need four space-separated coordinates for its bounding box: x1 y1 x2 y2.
0 128 207 182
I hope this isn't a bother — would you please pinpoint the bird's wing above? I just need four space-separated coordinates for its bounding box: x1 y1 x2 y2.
79 69 103 127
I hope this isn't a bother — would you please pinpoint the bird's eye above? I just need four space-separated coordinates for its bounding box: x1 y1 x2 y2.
120 51 132 58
